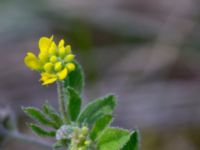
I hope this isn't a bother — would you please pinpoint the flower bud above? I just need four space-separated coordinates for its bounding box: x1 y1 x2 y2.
48 42 57 55
65 45 71 54
84 140 91 146
81 126 89 136
50 56 57 63
44 62 53 72
64 54 75 62
54 61 62 71
58 47 66 57
58 39 65 48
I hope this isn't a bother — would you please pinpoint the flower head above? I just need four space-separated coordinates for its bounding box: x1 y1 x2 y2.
24 36 76 85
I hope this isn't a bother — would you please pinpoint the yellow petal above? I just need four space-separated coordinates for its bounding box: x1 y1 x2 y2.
58 39 65 48
50 55 57 63
38 52 48 62
24 52 41 70
44 62 53 72
42 78 57 85
48 41 57 55
40 73 57 85
39 36 53 53
57 68 68 80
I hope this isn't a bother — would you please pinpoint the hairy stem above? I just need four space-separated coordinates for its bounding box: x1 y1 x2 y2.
8 131 52 149
57 80 70 124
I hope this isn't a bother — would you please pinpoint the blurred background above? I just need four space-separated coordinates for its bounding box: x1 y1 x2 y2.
0 0 200 149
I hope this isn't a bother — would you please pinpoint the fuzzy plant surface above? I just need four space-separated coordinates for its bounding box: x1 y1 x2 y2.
23 36 139 150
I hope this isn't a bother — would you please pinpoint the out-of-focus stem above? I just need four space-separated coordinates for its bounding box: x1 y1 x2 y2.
56 80 70 124
8 131 52 149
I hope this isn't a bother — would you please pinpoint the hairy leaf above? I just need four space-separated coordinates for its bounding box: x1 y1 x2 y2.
97 128 130 150
121 130 140 150
67 87 82 121
78 95 116 126
90 115 112 141
42 102 63 129
48 113 63 129
42 101 55 114
23 107 57 128
28 123 55 137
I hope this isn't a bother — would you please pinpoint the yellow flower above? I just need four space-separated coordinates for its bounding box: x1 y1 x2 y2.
24 36 76 85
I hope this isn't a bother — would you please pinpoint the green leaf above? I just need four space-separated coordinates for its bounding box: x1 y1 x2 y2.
42 101 55 114
67 87 82 121
90 115 112 141
47 113 63 129
28 123 55 137
78 95 116 126
42 102 63 129
22 107 56 128
53 139 69 149
53 141 63 149
64 61 84 94
121 130 140 150
97 128 130 150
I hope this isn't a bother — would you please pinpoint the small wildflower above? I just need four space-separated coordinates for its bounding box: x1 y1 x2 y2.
24 36 76 85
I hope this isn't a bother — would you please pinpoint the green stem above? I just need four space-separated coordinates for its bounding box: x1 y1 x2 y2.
56 80 70 124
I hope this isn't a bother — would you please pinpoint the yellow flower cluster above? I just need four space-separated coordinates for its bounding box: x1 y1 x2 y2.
24 36 76 85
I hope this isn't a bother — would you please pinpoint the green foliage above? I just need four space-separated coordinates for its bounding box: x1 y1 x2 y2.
90 115 112 141
23 61 140 150
22 103 63 138
42 101 55 114
121 130 140 150
67 87 82 121
53 139 69 149
78 95 116 126
28 123 55 137
97 128 130 150
64 61 84 94
22 107 57 128
42 102 63 129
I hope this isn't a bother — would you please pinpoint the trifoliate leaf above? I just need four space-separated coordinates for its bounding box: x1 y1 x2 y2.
90 115 112 141
97 128 130 150
47 113 63 129
42 101 55 114
22 107 57 128
42 102 63 129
